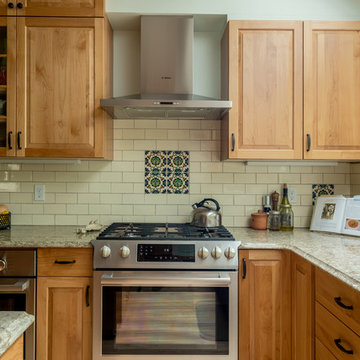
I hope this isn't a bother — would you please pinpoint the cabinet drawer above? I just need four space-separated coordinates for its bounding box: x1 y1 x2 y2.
38 248 92 277
316 338 337 360
316 301 360 359
316 267 360 335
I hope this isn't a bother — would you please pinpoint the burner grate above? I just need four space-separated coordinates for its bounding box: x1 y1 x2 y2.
96 222 235 241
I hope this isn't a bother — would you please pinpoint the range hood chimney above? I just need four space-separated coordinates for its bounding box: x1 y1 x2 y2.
101 15 231 120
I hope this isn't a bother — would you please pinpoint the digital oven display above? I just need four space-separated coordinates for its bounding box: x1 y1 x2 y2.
137 244 195 262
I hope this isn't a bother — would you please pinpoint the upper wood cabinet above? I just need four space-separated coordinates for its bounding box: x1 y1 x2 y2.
304 21 360 160
0 0 103 17
16 17 112 158
238 249 291 360
0 15 112 158
221 21 303 160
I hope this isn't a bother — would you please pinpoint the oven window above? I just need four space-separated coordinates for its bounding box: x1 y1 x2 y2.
102 286 229 355
0 294 26 311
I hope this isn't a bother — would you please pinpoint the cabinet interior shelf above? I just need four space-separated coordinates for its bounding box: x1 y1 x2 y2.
0 54 6 58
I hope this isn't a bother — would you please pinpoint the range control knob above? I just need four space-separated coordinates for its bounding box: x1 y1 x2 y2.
100 245 111 258
225 247 236 259
211 246 222 259
0 259 6 272
198 247 209 260
119 246 130 258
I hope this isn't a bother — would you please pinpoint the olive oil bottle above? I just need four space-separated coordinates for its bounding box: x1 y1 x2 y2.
280 184 294 231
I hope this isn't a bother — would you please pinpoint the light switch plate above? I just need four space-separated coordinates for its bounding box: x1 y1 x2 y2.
34 184 45 201
288 187 296 204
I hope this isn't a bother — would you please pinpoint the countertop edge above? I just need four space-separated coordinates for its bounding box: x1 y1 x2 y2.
0 312 34 357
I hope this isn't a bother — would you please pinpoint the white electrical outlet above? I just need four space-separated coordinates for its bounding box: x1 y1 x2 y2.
288 187 297 204
34 184 45 201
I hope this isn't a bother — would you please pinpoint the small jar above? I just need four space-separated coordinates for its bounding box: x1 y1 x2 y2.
251 210 268 230
268 210 280 231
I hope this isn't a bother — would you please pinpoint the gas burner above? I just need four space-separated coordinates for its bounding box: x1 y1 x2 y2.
96 222 235 241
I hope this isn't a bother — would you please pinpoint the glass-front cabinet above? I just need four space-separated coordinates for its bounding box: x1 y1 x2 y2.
0 17 15 157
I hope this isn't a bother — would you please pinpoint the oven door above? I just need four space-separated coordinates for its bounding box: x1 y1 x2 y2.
93 271 238 360
0 277 36 360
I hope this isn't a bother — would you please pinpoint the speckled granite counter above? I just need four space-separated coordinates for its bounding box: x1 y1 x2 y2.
0 312 34 356
0 226 97 248
230 227 360 292
0 226 360 293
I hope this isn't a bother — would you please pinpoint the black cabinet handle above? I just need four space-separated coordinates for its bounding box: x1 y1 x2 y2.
86 285 90 307
8 2 14 8
242 258 247 279
16 2 23 8
334 338 354 355
334 297 354 310
231 133 235 152
306 133 311 152
17 131 21 150
8 131 12 150
54 260 76 265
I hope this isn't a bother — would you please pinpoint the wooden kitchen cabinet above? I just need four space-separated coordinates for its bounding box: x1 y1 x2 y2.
0 1 113 159
221 21 303 160
0 335 23 360
291 253 315 360
0 0 103 17
37 248 93 360
16 16 112 158
304 21 360 160
238 249 291 360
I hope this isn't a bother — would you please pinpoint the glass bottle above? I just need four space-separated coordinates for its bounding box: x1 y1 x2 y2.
279 184 294 231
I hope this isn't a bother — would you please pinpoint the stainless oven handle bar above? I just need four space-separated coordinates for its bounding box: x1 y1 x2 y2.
0 280 30 292
100 275 231 287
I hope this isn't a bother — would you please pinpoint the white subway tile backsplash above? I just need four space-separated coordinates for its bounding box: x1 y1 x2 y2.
0 119 354 228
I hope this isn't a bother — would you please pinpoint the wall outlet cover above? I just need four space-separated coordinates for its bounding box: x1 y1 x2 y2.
34 184 45 201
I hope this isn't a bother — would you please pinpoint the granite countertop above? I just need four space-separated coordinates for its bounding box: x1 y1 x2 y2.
0 226 97 248
230 227 360 292
0 312 34 356
0 225 360 292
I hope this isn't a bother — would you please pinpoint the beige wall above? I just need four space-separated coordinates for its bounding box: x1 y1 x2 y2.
0 119 352 227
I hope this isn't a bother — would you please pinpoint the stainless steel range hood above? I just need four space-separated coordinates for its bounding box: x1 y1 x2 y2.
101 15 231 120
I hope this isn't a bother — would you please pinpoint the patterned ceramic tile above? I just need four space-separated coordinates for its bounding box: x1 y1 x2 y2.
145 151 189 194
312 184 335 205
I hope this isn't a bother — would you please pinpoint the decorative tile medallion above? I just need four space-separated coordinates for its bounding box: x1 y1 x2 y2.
145 151 189 194
312 184 334 205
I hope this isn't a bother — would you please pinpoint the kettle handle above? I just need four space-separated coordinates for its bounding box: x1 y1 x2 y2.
197 198 221 211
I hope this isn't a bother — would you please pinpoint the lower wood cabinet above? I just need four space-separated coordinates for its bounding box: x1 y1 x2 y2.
238 249 291 360
0 335 23 360
291 253 314 360
37 248 93 360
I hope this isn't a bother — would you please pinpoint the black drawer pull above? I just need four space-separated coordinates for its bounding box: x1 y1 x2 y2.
334 297 354 310
86 285 90 307
8 2 14 8
242 258 247 279
54 260 76 265
16 2 23 8
334 338 354 355
8 131 12 150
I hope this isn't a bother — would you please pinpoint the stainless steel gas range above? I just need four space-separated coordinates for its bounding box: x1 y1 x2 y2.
92 223 240 360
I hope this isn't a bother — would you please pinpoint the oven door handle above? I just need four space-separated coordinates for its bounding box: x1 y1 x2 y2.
100 275 231 287
0 280 30 292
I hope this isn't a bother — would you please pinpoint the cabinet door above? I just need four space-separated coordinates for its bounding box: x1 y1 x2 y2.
221 21 303 160
16 17 112 158
0 17 16 157
37 277 92 360
238 250 291 360
292 253 315 360
16 0 103 17
304 21 360 160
